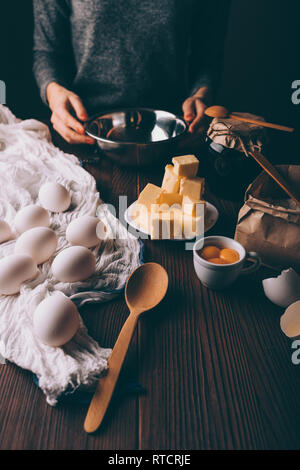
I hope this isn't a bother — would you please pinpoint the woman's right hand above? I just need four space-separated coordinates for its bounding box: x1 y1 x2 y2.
46 82 95 145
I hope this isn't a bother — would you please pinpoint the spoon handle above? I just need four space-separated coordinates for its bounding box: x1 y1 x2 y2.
84 312 139 433
229 114 294 133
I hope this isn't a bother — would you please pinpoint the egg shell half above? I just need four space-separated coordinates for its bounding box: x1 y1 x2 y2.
280 300 300 338
66 215 106 248
0 220 12 243
15 227 57 265
39 182 71 212
262 268 300 308
0 253 38 295
15 204 50 234
33 292 80 347
52 246 96 282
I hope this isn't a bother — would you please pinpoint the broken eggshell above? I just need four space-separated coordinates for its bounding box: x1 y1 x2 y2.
262 268 300 308
280 300 300 338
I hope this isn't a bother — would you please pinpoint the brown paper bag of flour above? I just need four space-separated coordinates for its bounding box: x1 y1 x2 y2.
234 165 300 271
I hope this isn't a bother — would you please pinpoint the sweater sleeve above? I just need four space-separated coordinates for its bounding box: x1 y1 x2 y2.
188 0 231 98
32 0 75 104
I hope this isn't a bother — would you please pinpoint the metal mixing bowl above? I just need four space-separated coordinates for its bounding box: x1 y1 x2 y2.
85 108 188 167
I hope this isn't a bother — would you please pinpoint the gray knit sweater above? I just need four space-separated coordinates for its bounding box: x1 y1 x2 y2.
33 0 229 115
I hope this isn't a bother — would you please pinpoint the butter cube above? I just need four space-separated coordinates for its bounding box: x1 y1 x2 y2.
151 203 172 214
150 207 203 239
182 195 206 217
150 209 183 240
161 165 181 193
172 155 199 177
171 209 203 239
132 203 150 232
182 213 204 239
179 177 205 200
159 192 183 206
137 183 164 211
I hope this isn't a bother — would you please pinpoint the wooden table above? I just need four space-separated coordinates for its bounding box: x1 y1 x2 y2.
0 131 300 450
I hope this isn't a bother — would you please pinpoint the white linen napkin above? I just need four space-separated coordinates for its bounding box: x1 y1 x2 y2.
0 105 141 405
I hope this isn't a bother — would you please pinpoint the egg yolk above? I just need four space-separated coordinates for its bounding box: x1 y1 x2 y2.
220 248 240 264
199 245 240 265
200 245 220 260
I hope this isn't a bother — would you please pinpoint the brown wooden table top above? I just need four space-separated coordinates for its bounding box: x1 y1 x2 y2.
0 129 299 450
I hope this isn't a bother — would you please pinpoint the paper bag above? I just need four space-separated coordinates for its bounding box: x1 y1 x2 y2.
234 165 300 271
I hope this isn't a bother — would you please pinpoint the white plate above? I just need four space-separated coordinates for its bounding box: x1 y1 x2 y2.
124 200 219 240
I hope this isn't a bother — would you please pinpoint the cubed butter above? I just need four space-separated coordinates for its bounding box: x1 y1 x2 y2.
151 203 172 214
172 155 199 177
182 195 206 217
132 203 150 232
159 192 183 206
182 213 204 239
161 165 181 193
150 207 203 240
179 177 205 200
171 209 203 239
150 209 183 240
137 183 164 211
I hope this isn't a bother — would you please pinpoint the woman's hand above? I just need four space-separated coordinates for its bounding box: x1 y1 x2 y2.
182 86 211 134
46 82 95 145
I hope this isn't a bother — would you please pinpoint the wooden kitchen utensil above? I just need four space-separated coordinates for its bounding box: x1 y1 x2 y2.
205 106 294 133
84 262 169 433
248 150 300 209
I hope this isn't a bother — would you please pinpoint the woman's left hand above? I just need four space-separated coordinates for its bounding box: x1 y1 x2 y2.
182 87 210 134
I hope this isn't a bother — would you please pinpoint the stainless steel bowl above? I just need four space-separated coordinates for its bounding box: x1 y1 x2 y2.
85 108 188 167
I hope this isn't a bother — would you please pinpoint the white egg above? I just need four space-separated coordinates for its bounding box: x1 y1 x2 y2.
15 204 50 234
0 220 12 243
280 300 300 338
52 246 96 282
33 292 79 347
15 227 57 265
0 254 37 295
262 268 300 308
39 182 71 212
66 215 106 248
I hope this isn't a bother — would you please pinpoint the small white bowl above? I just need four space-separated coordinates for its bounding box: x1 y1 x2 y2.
193 236 261 290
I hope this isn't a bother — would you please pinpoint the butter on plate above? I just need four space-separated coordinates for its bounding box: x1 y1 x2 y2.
172 154 199 177
135 155 205 240
159 192 183 206
150 208 203 240
161 164 181 193
137 183 164 211
179 177 205 200
182 195 206 217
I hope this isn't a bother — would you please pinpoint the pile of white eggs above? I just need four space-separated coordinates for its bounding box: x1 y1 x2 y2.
0 182 107 347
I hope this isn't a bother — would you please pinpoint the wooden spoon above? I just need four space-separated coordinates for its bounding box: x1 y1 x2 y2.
205 105 294 133
84 262 169 433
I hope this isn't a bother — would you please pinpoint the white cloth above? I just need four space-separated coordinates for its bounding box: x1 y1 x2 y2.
0 105 141 405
